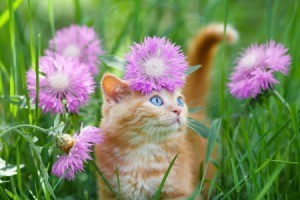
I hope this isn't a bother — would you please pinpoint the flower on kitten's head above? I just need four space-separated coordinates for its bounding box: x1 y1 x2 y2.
45 25 104 75
124 36 188 94
52 126 103 180
228 40 291 99
26 55 95 114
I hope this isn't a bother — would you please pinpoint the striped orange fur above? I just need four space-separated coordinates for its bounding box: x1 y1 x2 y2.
95 24 238 199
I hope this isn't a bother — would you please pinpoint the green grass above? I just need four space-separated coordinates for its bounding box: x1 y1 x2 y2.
1 0 300 199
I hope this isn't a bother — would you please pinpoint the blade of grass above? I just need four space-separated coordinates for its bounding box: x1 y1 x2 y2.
74 0 81 24
187 117 209 138
0 61 6 95
25 0 35 124
223 127 252 194
0 0 22 29
9 176 21 199
255 134 296 199
206 119 221 163
16 139 23 196
0 187 10 200
91 160 115 195
219 0 229 115
115 166 121 199
13 8 30 122
8 0 17 117
290 104 300 190
34 34 41 122
2 188 18 200
18 130 56 199
255 163 285 200
270 160 298 165
254 158 272 174
99 55 125 71
230 158 240 192
188 118 221 199
27 0 35 67
221 175 251 199
153 154 179 200
48 0 55 37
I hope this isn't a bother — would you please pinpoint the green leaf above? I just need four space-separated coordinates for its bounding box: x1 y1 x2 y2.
255 163 285 200
53 115 61 127
153 154 179 200
0 0 23 29
255 159 272 174
0 158 24 177
99 55 126 71
18 131 56 199
185 65 201 75
270 160 298 165
187 117 209 138
230 158 240 192
212 193 225 200
206 118 221 163
16 144 23 195
221 176 250 199
115 166 121 199
187 119 222 199
0 187 11 200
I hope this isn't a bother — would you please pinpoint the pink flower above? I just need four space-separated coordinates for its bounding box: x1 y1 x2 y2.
52 126 103 180
124 36 188 94
265 40 291 74
228 40 291 99
45 25 104 75
26 55 95 114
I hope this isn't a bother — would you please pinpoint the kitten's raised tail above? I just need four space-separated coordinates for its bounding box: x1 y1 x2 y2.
183 23 238 109
183 23 238 198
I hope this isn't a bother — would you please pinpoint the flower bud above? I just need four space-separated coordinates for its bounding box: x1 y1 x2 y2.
56 134 75 153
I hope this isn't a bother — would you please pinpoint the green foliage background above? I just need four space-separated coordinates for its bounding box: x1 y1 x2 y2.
1 0 300 199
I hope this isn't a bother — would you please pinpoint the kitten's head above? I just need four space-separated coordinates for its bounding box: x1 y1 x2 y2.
100 73 188 143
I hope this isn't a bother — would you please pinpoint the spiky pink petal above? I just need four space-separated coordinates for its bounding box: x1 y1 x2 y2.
26 55 95 114
228 40 291 99
124 36 188 94
45 25 104 75
52 126 103 180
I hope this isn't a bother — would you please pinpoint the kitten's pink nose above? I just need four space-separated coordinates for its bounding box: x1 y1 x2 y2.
172 108 181 115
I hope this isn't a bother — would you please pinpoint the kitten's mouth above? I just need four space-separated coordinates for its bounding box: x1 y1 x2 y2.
162 120 181 128
155 120 179 128
151 117 183 130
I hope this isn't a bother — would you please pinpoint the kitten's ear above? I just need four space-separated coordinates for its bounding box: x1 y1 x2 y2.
101 73 132 103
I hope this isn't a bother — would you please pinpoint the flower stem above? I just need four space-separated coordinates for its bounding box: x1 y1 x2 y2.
0 124 64 138
273 89 291 114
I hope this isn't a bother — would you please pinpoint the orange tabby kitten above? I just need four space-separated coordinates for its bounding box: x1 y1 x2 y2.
95 24 238 199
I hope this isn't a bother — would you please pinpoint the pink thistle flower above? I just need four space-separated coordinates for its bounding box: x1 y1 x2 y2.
228 41 291 99
52 126 103 180
26 55 95 114
265 40 291 74
45 25 104 75
124 36 188 94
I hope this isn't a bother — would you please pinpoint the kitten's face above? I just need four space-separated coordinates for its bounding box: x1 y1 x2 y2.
101 74 188 142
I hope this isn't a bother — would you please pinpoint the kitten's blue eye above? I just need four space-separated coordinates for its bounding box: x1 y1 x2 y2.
177 97 184 107
150 95 163 106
